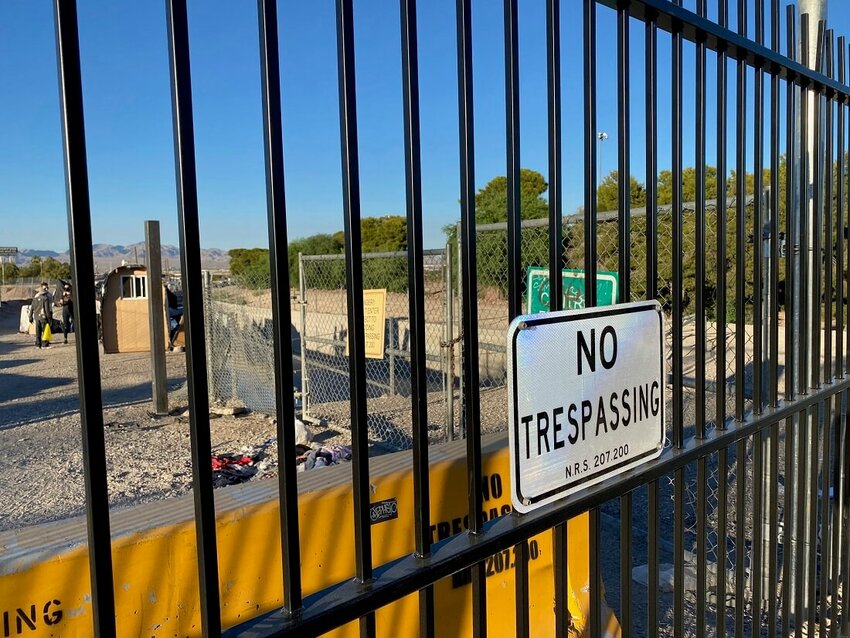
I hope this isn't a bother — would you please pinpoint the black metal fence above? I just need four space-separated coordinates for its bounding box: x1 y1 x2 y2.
52 0 850 636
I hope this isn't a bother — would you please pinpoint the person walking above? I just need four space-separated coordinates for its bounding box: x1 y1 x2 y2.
29 282 54 349
57 280 74 344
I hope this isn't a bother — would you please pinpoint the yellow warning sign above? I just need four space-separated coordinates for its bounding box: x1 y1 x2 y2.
346 288 386 359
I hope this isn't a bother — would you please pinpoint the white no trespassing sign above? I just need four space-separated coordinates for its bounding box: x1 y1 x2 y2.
507 300 665 514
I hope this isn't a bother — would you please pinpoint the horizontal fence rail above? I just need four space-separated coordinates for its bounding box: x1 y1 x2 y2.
37 0 850 636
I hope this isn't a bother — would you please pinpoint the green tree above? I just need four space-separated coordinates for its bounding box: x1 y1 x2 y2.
17 255 71 280
359 215 407 253
443 169 552 293
228 248 271 289
471 168 549 224
288 233 344 288
596 171 647 212
2 261 19 280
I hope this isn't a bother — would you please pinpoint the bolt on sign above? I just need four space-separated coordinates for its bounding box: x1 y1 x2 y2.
526 266 618 314
346 288 387 360
507 300 665 514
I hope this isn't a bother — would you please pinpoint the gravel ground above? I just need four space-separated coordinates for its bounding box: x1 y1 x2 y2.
0 299 349 532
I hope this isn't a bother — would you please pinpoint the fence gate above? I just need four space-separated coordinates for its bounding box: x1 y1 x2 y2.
28 0 850 636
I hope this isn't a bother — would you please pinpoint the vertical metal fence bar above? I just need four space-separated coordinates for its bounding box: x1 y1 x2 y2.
547 0 563 315
734 0 747 425
616 3 631 634
644 12 659 635
839 47 850 629
798 22 812 629
257 0 303 617
716 0 729 433
783 412 796 636
617 0 630 305
504 0 521 324
694 4 707 628
753 0 765 415
812 23 825 393
835 36 846 379
769 0 780 410
399 1 435 635
750 3 766 626
766 4 781 635
671 0 683 447
584 0 597 308
583 1 600 635
671 5 685 637
796 402 809 638
808 403 820 632
455 1 486 635
648 481 659 638
715 5 729 637
334 1 375 635
164 2 222 635
695 0 707 441
503 1 528 634
546 2 569 634
834 40 848 637
733 438 746 637
716 446 729 638
820 36 836 637
52 2 116 635
646 11 658 308
820 396 833 638
800 15 811 402
782 13 797 636
825 33 835 386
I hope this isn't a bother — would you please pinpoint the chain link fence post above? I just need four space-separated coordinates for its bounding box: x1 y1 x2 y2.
298 252 310 423
444 240 455 441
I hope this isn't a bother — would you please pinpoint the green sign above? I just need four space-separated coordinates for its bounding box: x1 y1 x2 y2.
526 266 618 314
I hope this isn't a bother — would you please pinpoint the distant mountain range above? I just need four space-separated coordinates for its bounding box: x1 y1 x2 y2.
13 243 230 271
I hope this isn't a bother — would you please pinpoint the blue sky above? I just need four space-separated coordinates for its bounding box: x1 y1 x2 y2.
1 1 849 253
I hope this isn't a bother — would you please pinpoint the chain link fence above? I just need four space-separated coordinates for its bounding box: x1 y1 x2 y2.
203 249 458 453
202 199 802 625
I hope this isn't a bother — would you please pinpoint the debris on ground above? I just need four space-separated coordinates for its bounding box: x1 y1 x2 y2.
210 399 250 417
211 437 276 488
296 444 352 472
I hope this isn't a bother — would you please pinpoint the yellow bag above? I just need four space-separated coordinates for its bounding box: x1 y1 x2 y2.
42 323 52 343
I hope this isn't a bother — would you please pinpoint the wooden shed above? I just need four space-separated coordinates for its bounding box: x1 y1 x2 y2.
101 265 184 354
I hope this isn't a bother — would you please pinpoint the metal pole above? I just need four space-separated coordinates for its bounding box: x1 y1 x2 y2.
456 221 464 438
299 252 309 421
145 220 169 415
445 242 454 441
389 317 396 396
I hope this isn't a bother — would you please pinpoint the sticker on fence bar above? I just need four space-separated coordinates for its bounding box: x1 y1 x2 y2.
507 300 665 514
346 288 387 359
526 266 618 313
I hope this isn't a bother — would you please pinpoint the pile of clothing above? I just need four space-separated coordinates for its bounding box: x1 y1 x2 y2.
211 437 275 488
295 444 352 471
211 452 259 488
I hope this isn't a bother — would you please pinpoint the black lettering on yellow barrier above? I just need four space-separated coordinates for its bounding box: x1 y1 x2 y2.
450 541 542 589
429 473 510 544
2 600 62 637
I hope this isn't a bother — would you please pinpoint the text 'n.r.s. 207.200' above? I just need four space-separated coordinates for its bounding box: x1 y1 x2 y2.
507 300 666 514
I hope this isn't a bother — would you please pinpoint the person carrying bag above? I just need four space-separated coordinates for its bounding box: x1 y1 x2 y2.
29 282 54 349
